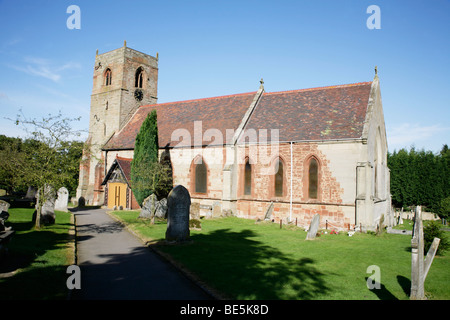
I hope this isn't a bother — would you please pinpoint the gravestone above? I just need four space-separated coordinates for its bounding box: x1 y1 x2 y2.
264 202 274 220
212 201 222 218
306 214 320 240
155 198 168 219
190 202 200 220
166 185 191 242
410 206 440 300
78 196 85 207
0 200 11 231
55 187 69 212
37 185 56 224
139 194 157 219
24 186 37 200
0 200 10 213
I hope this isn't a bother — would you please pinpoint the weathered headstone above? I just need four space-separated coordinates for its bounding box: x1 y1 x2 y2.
166 185 191 242
139 194 157 219
0 200 11 231
306 214 320 240
212 201 222 218
264 202 274 220
155 198 168 219
410 206 440 300
0 200 10 213
55 187 69 212
37 185 56 224
190 202 200 220
24 186 37 200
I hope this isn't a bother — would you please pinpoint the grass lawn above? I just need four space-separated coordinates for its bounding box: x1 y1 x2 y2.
111 210 450 300
0 208 74 300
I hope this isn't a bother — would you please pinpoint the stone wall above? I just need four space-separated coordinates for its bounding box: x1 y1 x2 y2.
77 45 158 205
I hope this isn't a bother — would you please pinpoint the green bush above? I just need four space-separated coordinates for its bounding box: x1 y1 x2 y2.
423 221 449 256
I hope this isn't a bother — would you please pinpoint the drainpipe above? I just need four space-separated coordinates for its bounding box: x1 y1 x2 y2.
290 141 293 222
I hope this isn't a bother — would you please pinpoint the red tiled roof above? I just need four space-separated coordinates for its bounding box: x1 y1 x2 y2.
238 82 373 143
103 92 257 150
103 81 373 150
101 156 133 186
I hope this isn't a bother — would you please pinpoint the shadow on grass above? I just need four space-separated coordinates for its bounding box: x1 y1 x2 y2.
159 228 330 300
397 275 411 297
364 278 399 300
0 214 72 299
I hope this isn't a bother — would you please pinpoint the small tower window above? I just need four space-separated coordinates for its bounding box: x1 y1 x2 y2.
105 68 112 86
135 67 144 88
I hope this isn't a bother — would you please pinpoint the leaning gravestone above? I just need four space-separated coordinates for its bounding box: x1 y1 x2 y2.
410 206 441 300
306 214 320 240
264 202 274 220
139 194 158 219
55 187 69 212
166 185 191 242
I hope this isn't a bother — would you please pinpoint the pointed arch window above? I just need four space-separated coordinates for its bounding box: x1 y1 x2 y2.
244 160 252 196
105 68 112 86
135 67 144 88
195 159 207 194
308 158 318 199
274 159 284 197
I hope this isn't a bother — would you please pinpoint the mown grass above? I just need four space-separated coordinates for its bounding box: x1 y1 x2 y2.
0 208 74 300
111 210 450 300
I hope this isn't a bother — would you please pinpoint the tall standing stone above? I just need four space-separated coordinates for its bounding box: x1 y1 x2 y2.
306 214 320 240
166 185 191 242
410 206 424 299
155 198 168 219
139 194 158 219
55 187 69 212
410 206 441 300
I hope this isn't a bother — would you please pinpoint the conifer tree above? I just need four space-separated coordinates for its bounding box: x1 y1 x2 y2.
131 110 159 205
130 110 173 206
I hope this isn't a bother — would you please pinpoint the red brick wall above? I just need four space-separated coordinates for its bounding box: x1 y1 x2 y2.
236 142 351 229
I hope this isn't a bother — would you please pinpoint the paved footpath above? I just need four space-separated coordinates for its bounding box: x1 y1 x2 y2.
71 208 212 300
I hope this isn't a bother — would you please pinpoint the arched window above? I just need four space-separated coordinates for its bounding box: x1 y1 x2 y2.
244 160 252 195
308 158 318 199
195 159 207 194
105 68 112 86
274 159 284 197
135 67 144 88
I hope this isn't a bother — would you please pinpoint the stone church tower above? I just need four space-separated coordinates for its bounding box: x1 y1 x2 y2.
76 42 158 205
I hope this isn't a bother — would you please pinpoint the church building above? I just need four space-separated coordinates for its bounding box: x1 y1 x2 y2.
76 43 391 231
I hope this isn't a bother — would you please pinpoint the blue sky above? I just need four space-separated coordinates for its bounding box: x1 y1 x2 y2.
0 0 449 152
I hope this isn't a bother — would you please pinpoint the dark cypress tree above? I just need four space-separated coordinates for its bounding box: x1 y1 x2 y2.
131 110 159 205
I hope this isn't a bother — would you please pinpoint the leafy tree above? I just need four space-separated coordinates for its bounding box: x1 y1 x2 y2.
0 135 28 194
12 110 84 228
131 110 173 205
